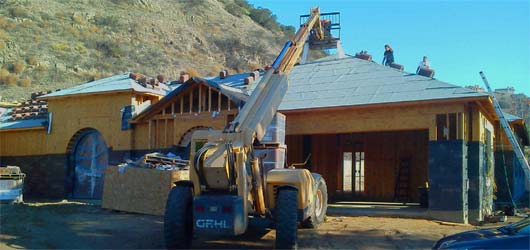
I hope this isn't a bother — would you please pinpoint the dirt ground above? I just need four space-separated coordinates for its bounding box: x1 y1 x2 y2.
0 200 514 249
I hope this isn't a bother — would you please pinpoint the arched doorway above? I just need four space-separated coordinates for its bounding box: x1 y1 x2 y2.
67 129 109 199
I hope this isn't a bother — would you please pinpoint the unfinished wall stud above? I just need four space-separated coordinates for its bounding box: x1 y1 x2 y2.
208 87 212 112
180 98 184 115
198 85 202 113
218 91 221 112
148 120 153 149
164 119 168 147
189 91 193 114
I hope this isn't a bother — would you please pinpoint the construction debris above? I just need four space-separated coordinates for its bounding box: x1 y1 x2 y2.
117 152 190 171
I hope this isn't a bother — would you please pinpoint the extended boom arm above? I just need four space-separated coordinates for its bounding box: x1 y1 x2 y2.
226 7 324 142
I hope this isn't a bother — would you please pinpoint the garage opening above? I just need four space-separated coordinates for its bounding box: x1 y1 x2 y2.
286 130 429 202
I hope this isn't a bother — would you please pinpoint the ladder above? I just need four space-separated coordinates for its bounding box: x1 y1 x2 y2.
394 158 411 202
479 71 530 182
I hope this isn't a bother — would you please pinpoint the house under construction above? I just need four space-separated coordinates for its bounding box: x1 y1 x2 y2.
1 55 528 224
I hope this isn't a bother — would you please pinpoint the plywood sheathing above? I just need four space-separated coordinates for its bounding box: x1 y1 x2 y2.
102 165 189 215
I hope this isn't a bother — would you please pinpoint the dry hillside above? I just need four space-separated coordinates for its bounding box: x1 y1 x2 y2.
0 0 296 101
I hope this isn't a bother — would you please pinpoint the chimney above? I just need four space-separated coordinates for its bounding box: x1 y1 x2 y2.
244 76 254 85
157 74 168 83
129 72 142 81
139 76 148 85
250 70 260 80
180 73 190 83
149 78 159 86
219 70 228 79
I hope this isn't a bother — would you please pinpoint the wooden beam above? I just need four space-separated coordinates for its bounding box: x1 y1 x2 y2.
281 96 489 115
164 119 168 147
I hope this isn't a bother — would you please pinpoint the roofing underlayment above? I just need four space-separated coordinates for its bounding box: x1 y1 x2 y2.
202 55 490 112
40 73 169 99
278 56 489 111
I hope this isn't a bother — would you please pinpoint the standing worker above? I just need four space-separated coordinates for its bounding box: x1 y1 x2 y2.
382 44 394 66
417 56 430 73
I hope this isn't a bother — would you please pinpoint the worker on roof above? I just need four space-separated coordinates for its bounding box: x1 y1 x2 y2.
382 44 394 66
417 56 430 74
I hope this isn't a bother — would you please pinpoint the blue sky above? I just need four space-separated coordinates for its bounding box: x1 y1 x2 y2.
248 0 530 95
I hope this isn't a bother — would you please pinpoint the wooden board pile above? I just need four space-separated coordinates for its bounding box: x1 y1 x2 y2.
118 152 189 171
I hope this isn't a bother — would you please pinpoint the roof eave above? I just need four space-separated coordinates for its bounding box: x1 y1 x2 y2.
0 126 46 132
280 95 492 114
38 89 134 100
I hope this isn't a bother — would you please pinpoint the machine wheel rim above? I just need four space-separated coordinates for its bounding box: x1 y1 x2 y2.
315 189 323 217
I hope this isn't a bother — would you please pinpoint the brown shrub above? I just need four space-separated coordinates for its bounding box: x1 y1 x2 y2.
5 74 19 86
26 56 38 65
0 16 7 28
12 61 25 74
18 77 31 87
0 68 9 84
185 67 200 77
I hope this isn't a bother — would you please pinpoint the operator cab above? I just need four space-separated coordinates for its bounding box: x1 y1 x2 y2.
300 12 341 50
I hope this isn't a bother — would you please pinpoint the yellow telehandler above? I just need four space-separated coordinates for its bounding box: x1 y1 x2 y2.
164 7 340 249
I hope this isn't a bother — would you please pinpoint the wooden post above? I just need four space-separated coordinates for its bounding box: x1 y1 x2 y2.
197 85 202 114
189 91 193 114
457 112 464 140
171 102 175 115
173 118 177 145
218 91 221 112
228 97 231 111
429 116 437 141
155 119 159 148
180 98 183 115
164 119 168 147
148 120 153 149
208 87 212 112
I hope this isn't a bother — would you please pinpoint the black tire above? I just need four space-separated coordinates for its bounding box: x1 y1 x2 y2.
164 184 193 249
275 188 298 250
302 178 328 228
